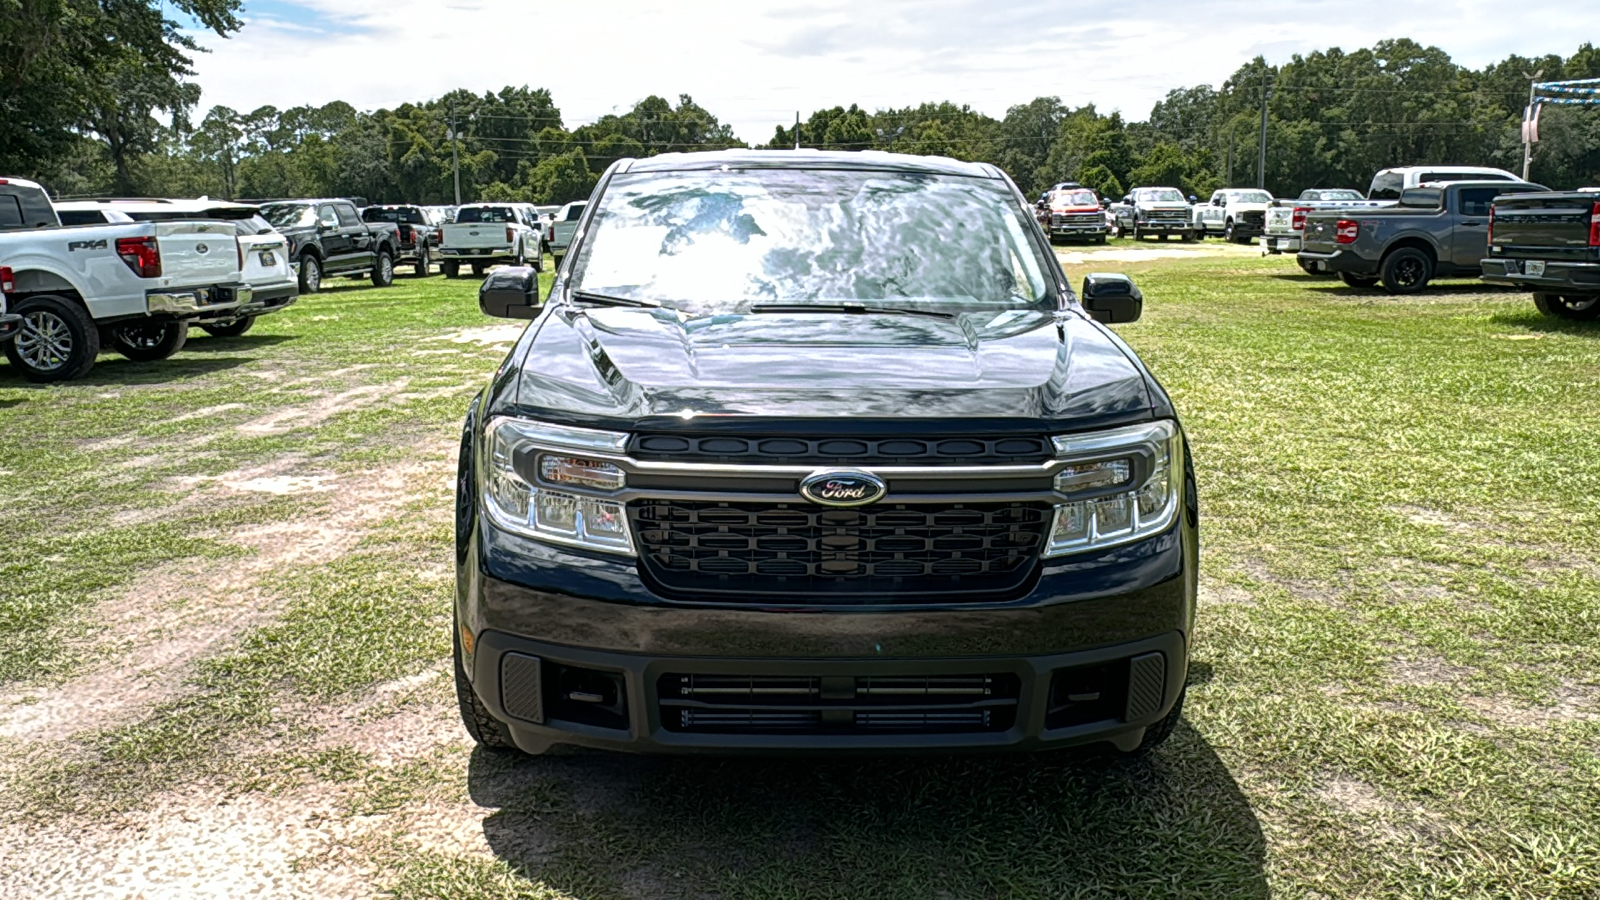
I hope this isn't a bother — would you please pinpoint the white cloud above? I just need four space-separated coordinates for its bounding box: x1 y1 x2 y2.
189 0 1600 141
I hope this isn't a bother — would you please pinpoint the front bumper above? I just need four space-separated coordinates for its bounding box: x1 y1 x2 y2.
459 512 1196 754
146 283 252 317
1260 234 1302 254
0 313 20 342
1133 220 1189 233
1480 258 1600 293
1296 248 1376 276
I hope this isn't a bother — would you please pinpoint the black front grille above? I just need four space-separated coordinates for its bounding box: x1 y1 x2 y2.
628 434 1051 466
659 672 1021 734
630 500 1051 602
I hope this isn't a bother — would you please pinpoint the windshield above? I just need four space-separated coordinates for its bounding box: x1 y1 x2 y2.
364 207 426 224
561 202 586 222
1232 191 1272 203
261 203 314 228
1054 190 1098 206
456 206 514 224
1420 171 1513 184
1136 189 1185 203
569 167 1052 316
1317 189 1364 201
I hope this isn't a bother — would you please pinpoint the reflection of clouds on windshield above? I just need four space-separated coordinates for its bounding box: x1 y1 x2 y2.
574 170 1049 312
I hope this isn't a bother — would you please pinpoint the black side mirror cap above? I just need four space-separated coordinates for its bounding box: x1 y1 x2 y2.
479 266 543 319
1080 273 1143 324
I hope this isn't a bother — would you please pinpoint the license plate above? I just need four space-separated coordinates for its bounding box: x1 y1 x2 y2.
259 250 276 267
1525 260 1546 277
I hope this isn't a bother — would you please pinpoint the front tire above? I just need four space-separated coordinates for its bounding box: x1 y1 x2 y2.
1533 292 1600 320
1122 687 1185 756
3 294 100 382
110 320 187 362
371 251 395 287
414 246 430 278
454 622 521 752
201 317 255 338
1380 247 1432 295
298 255 323 294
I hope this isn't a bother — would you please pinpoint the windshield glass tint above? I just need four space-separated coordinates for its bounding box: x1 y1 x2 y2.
457 207 514 223
364 207 425 224
1234 191 1272 203
261 203 314 228
1322 190 1363 200
1137 189 1184 202
570 168 1051 316
1056 190 1097 206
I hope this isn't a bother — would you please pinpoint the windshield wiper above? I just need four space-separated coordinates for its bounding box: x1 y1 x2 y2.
748 302 954 320
569 290 660 309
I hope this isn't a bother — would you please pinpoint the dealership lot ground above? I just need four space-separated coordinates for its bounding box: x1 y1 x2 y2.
1 241 1596 899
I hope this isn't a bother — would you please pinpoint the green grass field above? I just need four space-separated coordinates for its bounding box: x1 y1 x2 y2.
1 245 1596 898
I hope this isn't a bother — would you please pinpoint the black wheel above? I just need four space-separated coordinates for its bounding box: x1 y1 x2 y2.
532 248 543 273
1380 247 1432 295
110 320 187 362
471 262 487 278
552 252 565 271
454 621 520 752
442 260 460 278
1533 292 1600 320
1123 687 1185 756
1339 272 1380 289
298 255 322 294
1223 219 1236 242
414 246 430 278
1132 224 1142 241
3 294 100 382
514 240 528 267
201 317 254 338
1095 234 1107 245
1158 232 1170 241
371 251 395 287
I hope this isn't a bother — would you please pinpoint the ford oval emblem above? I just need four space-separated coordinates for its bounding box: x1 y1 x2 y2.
799 470 886 507
195 243 209 254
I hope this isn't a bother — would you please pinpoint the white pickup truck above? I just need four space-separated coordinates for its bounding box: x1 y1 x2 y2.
0 177 252 382
1261 188 1395 266
1192 188 1274 242
438 203 542 278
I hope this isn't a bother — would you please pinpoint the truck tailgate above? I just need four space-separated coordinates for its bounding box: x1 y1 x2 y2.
443 223 512 250
155 220 243 286
1491 193 1597 261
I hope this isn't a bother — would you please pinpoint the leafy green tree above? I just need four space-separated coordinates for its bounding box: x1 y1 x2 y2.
529 150 594 204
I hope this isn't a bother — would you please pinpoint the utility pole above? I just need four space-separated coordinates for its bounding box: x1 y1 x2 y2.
1226 129 1235 187
1257 69 1270 190
794 111 800 150
448 99 462 206
1523 69 1544 181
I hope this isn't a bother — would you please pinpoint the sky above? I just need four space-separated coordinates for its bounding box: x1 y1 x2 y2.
187 0 1600 142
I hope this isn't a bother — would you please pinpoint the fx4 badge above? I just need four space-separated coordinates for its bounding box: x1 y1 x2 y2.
68 239 107 251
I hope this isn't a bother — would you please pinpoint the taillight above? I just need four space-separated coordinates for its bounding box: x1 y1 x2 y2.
0 266 14 293
1291 207 1310 231
1487 205 1495 246
1589 201 1600 247
115 236 161 277
547 224 554 242
236 238 244 271
1335 220 1359 244
506 226 515 243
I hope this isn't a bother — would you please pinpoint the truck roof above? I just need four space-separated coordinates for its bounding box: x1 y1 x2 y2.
0 176 47 192
620 149 1001 179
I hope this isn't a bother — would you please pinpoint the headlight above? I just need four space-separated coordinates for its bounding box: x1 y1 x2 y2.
1044 420 1182 556
480 417 635 555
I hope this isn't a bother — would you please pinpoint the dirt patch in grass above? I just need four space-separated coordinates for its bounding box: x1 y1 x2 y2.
1461 682 1600 729
239 380 410 435
1386 653 1473 688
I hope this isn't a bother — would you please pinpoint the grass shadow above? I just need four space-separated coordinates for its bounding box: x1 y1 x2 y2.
0 354 252 387
1487 308 1600 337
467 726 1267 899
1299 281 1514 298
180 333 299 353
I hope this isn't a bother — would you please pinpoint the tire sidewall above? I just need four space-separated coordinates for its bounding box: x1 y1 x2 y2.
4 295 100 382
415 246 429 278
1382 248 1432 295
372 251 394 287
299 255 322 294
110 320 187 362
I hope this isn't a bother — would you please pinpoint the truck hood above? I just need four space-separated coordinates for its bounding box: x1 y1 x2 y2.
506 307 1153 429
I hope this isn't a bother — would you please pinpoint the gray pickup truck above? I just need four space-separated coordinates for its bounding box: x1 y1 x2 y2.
1480 191 1600 320
1298 181 1547 294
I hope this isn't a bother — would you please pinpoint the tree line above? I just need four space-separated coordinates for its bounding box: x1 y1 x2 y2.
3 1 1597 205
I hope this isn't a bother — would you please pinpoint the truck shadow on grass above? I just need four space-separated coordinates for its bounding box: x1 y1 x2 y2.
466 723 1266 899
1488 309 1600 337
1298 281 1518 298
179 334 298 353
0 354 254 387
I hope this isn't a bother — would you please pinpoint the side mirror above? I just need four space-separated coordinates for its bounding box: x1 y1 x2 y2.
479 265 543 319
1189 194 1199 203
1080 273 1143 324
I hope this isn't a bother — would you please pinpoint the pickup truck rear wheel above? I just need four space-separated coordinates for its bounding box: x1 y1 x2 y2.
371 251 395 287
1339 272 1380 289
4 295 100 382
1380 247 1432 294
201 317 254 338
110 320 187 362
471 262 487 278
414 246 430 278
442 261 460 278
1533 292 1600 320
298 255 322 294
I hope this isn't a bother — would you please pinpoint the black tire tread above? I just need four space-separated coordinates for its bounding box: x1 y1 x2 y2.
454 626 518 751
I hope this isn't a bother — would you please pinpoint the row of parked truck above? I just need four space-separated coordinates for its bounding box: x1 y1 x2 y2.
0 175 590 382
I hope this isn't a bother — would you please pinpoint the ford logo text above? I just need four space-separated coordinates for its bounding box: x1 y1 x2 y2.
799 470 887 508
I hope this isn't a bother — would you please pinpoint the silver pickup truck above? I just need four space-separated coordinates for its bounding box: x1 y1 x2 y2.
1298 181 1546 294
1261 189 1392 263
